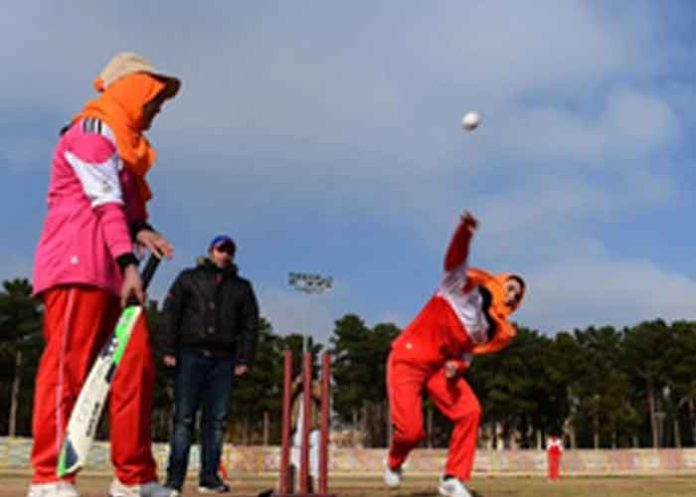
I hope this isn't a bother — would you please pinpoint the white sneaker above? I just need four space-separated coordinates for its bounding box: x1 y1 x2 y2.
197 481 230 493
27 482 79 497
27 483 59 497
438 476 473 497
108 479 179 497
383 459 403 488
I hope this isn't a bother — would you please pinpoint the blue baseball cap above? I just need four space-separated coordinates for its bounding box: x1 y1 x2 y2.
209 234 236 253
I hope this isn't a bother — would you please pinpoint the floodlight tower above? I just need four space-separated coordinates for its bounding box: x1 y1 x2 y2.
288 272 333 352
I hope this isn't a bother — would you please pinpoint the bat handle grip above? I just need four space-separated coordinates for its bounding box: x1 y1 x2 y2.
125 255 161 307
141 254 161 291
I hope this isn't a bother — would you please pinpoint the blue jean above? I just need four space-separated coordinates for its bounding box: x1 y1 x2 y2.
166 350 236 489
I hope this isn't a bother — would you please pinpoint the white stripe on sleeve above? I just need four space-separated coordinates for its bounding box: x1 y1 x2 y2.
65 151 124 207
436 263 490 344
440 260 468 295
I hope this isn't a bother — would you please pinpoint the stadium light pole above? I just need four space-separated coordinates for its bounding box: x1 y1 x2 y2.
288 272 333 352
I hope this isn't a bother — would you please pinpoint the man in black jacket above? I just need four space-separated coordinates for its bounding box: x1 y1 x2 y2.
159 234 259 495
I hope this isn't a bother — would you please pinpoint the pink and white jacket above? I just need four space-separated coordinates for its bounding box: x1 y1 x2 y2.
33 119 148 297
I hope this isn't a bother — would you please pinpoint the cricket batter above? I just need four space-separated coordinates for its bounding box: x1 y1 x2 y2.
29 53 180 497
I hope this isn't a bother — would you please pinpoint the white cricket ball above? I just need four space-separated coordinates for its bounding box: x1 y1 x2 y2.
462 111 481 131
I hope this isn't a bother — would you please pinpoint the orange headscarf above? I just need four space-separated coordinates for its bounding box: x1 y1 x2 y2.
74 73 167 202
466 268 526 355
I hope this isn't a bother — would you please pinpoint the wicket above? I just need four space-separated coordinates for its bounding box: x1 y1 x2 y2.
274 349 335 497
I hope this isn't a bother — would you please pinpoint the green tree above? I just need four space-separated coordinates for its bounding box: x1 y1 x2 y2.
0 279 43 436
228 318 286 444
469 327 553 448
650 321 696 447
329 314 399 446
329 314 371 425
546 331 584 448
623 320 673 448
571 326 638 448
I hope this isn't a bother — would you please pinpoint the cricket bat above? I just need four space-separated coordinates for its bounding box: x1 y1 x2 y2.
57 255 160 476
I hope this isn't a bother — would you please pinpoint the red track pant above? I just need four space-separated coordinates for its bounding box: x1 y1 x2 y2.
547 452 561 479
31 286 157 484
387 354 481 481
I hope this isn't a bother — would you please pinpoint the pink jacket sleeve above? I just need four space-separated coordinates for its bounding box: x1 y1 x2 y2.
64 132 133 259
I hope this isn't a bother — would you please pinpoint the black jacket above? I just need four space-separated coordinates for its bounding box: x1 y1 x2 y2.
158 258 260 365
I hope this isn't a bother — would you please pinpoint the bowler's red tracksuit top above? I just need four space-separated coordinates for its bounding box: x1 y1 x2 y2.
387 218 518 480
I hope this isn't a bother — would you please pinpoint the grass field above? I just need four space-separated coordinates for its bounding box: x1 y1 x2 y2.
4 474 696 497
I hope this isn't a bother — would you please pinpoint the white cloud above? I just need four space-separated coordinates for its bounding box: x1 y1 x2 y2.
373 310 408 329
522 256 696 332
0 252 33 285
476 171 674 243
1 1 693 335
0 136 52 172
256 285 337 344
481 90 681 168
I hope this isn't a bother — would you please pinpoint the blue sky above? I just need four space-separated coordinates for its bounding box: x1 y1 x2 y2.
2 1 696 344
